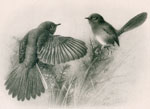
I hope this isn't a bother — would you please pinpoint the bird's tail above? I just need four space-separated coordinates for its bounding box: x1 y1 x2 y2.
117 12 147 36
5 63 46 101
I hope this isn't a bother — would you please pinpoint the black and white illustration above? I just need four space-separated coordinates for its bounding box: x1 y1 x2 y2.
0 0 149 109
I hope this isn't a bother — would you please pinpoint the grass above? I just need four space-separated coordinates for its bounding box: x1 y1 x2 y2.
39 38 120 107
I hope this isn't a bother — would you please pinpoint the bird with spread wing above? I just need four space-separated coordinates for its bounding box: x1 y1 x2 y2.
5 21 87 101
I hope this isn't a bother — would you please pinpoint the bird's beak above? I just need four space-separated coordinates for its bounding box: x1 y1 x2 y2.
56 23 61 26
85 17 90 20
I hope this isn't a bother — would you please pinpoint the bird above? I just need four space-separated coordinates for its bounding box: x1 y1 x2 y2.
5 21 87 101
85 12 147 49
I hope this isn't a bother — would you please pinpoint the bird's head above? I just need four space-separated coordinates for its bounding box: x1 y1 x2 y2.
85 13 104 26
38 21 61 34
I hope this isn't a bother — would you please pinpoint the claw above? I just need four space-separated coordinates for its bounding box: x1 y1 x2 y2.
102 45 113 56
93 45 102 55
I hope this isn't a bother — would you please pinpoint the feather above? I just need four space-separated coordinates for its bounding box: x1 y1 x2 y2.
59 45 66 63
56 45 61 64
63 43 76 60
31 74 36 99
47 43 53 64
60 44 68 63
38 35 87 65
5 63 45 101
61 43 71 61
118 12 147 36
54 45 59 64
65 42 80 59
67 41 85 56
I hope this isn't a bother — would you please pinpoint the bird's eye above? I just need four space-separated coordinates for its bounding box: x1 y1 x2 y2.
50 25 54 29
92 17 98 20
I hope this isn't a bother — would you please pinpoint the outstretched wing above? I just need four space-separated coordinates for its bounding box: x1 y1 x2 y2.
37 35 87 65
19 34 28 63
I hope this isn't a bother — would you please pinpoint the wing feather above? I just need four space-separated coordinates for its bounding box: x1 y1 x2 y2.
73 40 87 50
103 23 120 46
68 40 86 54
59 45 66 63
61 44 71 62
47 43 52 64
45 42 51 64
65 42 81 58
54 45 58 64
39 45 47 61
38 35 87 65
57 46 61 64
53 46 56 64
66 41 86 56
63 43 76 60
61 43 71 61
62 43 74 60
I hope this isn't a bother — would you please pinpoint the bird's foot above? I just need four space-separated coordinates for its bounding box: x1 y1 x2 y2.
91 45 102 61
102 45 113 56
103 45 111 50
93 45 102 55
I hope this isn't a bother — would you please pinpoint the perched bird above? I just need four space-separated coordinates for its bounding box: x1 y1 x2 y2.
5 21 87 101
85 12 147 49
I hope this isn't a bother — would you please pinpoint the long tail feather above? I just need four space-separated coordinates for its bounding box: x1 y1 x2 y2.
117 12 147 36
5 63 45 101
36 64 48 90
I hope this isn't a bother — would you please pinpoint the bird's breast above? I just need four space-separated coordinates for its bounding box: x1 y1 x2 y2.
93 27 113 46
95 35 107 45
94 29 107 44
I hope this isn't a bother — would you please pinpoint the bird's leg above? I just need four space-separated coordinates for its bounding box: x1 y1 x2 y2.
36 63 48 89
91 45 102 61
93 45 102 55
104 45 110 50
103 45 113 56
